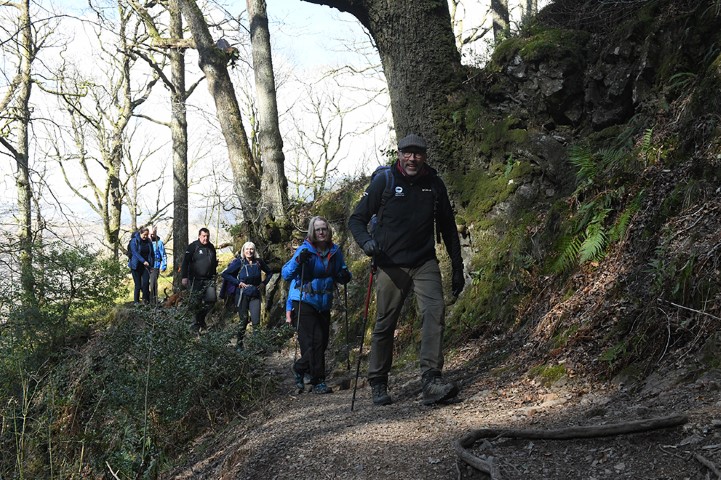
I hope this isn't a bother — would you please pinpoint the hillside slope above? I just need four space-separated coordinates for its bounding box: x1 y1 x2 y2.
170 1 721 478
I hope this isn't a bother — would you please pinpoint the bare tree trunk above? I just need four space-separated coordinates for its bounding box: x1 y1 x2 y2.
248 0 288 223
179 0 262 239
301 0 462 163
107 2 134 257
527 0 538 17
523 0 538 26
124 0 191 287
169 0 189 288
16 0 35 301
492 0 510 43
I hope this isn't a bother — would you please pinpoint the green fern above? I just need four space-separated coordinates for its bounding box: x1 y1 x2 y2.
578 220 608 263
608 190 643 243
572 193 613 233
553 235 583 273
568 145 596 184
598 146 626 173
666 72 697 93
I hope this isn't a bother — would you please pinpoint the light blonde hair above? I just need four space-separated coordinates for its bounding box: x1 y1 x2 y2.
241 241 259 260
306 216 332 244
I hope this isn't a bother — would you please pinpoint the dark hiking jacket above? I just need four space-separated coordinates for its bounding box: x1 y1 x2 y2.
348 161 462 271
128 232 155 271
181 240 218 280
221 257 273 299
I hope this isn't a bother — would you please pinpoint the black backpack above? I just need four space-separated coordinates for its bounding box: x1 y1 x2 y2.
126 237 134 259
368 166 395 236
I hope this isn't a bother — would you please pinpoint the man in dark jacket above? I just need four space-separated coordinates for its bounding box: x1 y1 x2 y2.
348 134 465 406
181 228 218 333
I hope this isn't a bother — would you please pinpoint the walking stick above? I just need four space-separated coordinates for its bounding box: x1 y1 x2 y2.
351 261 376 412
344 283 350 372
293 261 305 363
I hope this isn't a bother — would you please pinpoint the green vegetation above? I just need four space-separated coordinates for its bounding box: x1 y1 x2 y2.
551 325 579 350
0 240 288 478
491 28 590 70
528 363 566 386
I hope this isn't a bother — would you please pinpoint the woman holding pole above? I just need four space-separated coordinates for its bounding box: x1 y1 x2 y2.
282 216 351 394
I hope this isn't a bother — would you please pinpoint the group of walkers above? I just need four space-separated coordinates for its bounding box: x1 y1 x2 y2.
127 225 168 305
127 134 465 407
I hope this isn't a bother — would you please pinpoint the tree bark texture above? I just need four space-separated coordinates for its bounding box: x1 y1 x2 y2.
492 0 510 43
301 0 463 162
169 0 189 288
16 0 36 301
248 0 289 223
179 0 262 238
107 2 134 258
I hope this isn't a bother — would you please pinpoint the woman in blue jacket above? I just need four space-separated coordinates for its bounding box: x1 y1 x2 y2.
282 216 351 394
221 241 273 350
128 226 154 305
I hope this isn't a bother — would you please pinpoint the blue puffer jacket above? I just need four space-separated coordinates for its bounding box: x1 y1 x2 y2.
281 239 351 313
151 237 167 271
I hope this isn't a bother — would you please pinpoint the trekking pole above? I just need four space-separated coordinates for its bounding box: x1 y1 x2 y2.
293 261 305 364
344 283 350 372
351 261 376 412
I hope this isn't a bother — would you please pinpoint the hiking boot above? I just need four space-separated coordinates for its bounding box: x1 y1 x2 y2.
372 383 393 406
312 383 333 394
421 375 458 405
292 367 305 393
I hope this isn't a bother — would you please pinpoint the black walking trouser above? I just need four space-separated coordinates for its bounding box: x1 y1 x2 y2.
292 300 330 385
132 267 150 303
149 268 160 304
189 278 215 331
236 292 261 344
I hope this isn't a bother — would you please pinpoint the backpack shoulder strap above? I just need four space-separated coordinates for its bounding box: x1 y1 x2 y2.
375 166 394 224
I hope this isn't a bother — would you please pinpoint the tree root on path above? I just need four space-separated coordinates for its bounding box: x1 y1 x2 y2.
694 453 721 479
454 414 689 480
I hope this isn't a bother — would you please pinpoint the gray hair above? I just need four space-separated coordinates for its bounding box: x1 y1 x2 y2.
240 241 259 260
306 216 332 244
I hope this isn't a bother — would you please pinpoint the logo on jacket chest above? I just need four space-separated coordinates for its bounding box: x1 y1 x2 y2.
394 186 404 197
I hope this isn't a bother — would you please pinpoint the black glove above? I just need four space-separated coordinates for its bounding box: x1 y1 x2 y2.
362 239 379 257
336 267 351 285
452 269 465 297
298 249 313 264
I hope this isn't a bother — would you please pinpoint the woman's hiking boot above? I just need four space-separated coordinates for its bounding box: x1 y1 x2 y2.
312 383 333 394
292 366 305 393
371 383 393 406
421 373 458 405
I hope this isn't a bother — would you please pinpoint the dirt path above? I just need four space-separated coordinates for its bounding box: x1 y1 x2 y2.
171 343 721 479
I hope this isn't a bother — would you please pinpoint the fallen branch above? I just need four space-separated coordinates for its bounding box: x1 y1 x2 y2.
455 414 688 480
658 298 721 321
694 453 721 479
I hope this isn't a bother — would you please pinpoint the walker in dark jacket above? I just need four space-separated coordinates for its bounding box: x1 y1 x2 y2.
221 241 273 350
128 227 155 304
348 133 465 406
181 228 218 333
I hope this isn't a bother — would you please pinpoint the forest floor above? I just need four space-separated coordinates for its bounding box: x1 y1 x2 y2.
168 332 721 480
